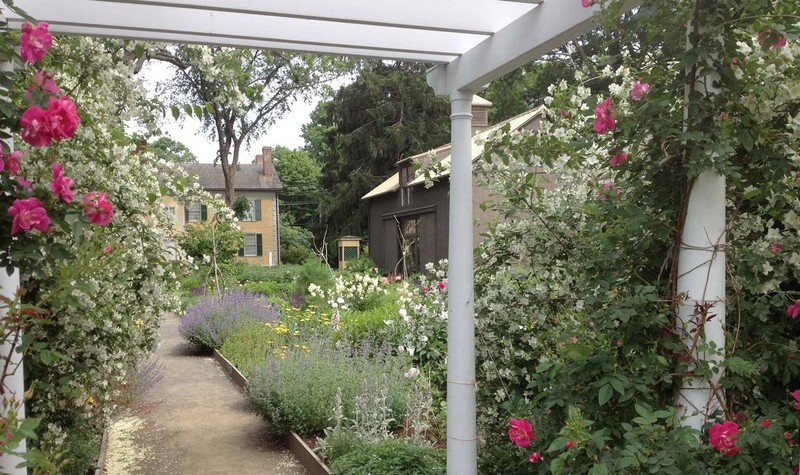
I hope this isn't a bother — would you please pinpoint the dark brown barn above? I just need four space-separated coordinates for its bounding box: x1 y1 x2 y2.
362 99 543 274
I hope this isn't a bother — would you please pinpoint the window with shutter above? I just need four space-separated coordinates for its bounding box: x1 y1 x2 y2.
244 233 263 257
186 202 203 222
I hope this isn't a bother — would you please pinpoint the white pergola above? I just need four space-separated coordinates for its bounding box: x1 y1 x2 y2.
1 1 725 474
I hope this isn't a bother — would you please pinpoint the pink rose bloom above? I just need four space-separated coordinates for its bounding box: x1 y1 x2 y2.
709 421 741 457
103 246 114 255
5 151 22 175
761 419 771 429
593 97 616 134
792 389 800 410
83 192 114 226
26 70 60 101
609 152 629 167
50 162 76 203
787 301 800 319
529 452 543 463
508 419 535 448
565 440 575 448
438 281 446 290
772 244 781 252
20 105 52 147
16 177 32 193
581 0 592 6
8 197 50 235
759 29 788 49
0 157 5 173
631 80 651 101
47 96 80 142
20 22 52 64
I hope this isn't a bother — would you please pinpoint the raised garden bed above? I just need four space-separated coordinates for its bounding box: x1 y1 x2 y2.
212 349 331 475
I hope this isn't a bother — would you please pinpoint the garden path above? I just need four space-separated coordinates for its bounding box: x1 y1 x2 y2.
102 312 306 475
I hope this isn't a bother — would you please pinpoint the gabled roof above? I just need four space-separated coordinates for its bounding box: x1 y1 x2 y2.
361 105 544 200
179 163 282 192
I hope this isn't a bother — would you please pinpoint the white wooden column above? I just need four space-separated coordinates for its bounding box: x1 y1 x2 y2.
0 268 25 475
446 90 477 475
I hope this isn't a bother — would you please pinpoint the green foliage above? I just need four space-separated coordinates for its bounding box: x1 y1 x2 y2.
273 145 322 226
295 256 334 295
232 195 251 221
145 135 197 163
340 251 376 276
176 218 243 263
309 61 451 237
280 213 313 265
328 440 445 475
240 280 294 299
339 295 399 347
318 429 365 465
248 337 415 436
484 60 575 123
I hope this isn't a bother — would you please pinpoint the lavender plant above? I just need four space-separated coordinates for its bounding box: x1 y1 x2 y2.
178 289 280 350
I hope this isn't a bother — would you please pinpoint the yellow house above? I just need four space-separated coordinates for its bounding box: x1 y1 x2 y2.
162 146 283 266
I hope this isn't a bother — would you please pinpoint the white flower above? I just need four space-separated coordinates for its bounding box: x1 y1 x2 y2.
404 367 420 379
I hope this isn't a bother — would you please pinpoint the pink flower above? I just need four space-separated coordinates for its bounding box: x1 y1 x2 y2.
792 389 800 410
581 0 592 7
759 29 788 49
103 246 114 255
8 197 50 235
46 96 80 142
16 177 32 193
761 419 771 429
772 244 781 252
20 22 52 64
0 158 5 173
787 301 800 319
631 80 651 101
593 97 616 134
382 277 389 285
50 162 76 203
508 419 535 448
709 421 741 457
20 105 52 147
609 151 629 167
5 151 21 175
565 440 575 449
26 70 60 101
598 180 622 201
529 452 544 463
83 192 114 226
438 281 445 290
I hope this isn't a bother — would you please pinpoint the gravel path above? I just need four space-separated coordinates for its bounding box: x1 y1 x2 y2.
103 313 306 475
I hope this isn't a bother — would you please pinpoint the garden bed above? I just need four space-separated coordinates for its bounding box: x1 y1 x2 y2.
212 349 331 475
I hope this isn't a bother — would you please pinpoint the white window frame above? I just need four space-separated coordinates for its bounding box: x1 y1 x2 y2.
186 202 202 222
244 233 258 257
162 205 176 224
242 198 258 221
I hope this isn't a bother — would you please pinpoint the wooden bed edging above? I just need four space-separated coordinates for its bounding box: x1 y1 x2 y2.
94 426 109 475
212 349 331 475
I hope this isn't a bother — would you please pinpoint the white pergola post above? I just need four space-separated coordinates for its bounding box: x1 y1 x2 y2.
445 90 477 475
0 268 25 475
676 20 725 428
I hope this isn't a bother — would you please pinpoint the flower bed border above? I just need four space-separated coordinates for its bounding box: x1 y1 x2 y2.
94 427 110 475
212 349 331 475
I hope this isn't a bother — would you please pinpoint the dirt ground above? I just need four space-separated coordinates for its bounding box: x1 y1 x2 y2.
102 313 306 475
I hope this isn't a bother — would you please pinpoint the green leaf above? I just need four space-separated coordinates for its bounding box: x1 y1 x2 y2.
565 342 591 363
738 129 754 152
598 384 613 406
610 377 626 395
170 105 180 120
589 463 609 475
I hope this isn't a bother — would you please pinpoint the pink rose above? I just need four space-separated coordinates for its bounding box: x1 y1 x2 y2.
20 105 52 147
792 389 800 410
26 70 60 101
8 197 50 235
593 97 616 134
565 440 575 448
20 22 52 64
709 421 741 457
772 244 781 252
5 151 22 175
529 452 544 463
508 418 535 448
787 301 800 319
438 281 445 290
46 96 80 142
761 419 771 429
631 80 651 101
83 192 114 226
609 152 629 167
759 29 788 49
50 162 76 203
581 0 592 6
16 177 33 193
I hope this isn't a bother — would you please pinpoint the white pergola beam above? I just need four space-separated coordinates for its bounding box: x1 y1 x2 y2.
8 1 486 60
90 0 535 34
430 1 603 93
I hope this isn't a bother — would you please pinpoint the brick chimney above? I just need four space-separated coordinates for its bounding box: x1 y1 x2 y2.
252 146 274 179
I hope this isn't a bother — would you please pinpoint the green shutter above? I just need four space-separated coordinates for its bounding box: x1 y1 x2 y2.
238 246 244 257
183 205 188 225
254 199 262 221
201 204 208 221
256 234 263 257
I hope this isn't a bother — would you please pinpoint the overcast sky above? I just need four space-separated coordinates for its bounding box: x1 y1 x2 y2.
139 61 328 164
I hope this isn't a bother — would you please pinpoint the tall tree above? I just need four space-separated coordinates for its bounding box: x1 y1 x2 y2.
272 145 321 226
308 61 451 239
146 136 197 163
149 46 351 206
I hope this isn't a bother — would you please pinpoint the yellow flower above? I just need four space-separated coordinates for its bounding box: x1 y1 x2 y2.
86 396 95 405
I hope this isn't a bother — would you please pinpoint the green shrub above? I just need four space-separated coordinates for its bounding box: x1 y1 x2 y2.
241 280 295 299
329 440 445 475
176 218 243 263
248 338 414 436
340 251 376 276
234 263 302 284
339 295 400 347
295 256 334 296
319 430 365 465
